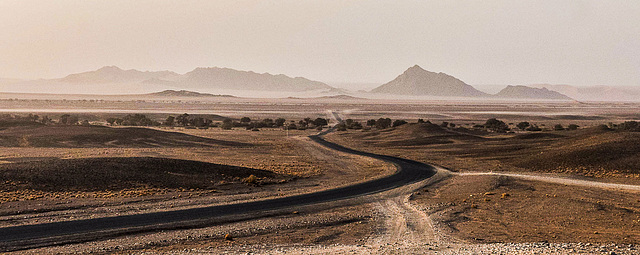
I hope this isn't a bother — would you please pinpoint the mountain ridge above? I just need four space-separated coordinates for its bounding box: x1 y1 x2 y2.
371 65 488 97
177 67 332 92
494 85 573 100
59 66 180 84
531 84 640 101
50 66 333 92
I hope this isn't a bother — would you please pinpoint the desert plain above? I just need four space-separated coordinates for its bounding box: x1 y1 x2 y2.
0 96 637 254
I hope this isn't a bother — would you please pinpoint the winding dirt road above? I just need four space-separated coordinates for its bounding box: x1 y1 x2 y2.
0 127 437 252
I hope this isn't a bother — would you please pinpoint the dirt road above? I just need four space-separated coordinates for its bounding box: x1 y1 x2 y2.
0 128 437 252
458 172 640 192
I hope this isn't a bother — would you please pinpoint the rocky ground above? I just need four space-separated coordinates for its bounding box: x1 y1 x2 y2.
5 122 640 254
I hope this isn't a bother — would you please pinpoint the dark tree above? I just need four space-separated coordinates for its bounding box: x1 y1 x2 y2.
393 119 408 127
191 117 210 127
345 119 354 127
526 125 542 131
516 122 530 130
262 118 274 127
59 114 78 125
240 117 251 123
366 119 376 127
164 116 175 126
221 118 233 130
567 124 579 130
484 118 509 132
122 114 154 126
554 124 565 131
176 113 190 126
313 118 328 127
376 118 392 129
303 117 312 125
618 121 639 131
275 118 286 127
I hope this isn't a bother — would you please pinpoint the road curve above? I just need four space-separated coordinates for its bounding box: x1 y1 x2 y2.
0 127 437 251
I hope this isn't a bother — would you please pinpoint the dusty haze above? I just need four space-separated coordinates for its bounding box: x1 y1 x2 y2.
1 0 639 87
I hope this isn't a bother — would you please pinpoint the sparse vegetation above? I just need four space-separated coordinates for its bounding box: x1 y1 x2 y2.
242 174 259 184
616 121 640 131
392 119 408 127
484 118 510 132
567 124 579 130
376 118 392 129
327 119 640 179
59 114 79 125
517 121 531 130
221 118 234 130
526 125 542 131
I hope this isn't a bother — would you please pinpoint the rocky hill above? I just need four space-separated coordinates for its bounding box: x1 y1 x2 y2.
494 85 573 100
371 65 487 97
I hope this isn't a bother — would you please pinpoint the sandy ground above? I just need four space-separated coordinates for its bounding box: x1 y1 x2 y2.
20 161 640 254
0 127 394 228
4 104 640 253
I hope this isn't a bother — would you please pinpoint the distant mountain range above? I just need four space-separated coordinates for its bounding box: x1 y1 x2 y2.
531 84 640 101
146 90 235 98
59 66 181 84
0 66 333 94
173 67 332 92
371 65 488 97
4 65 632 101
370 65 574 100
493 85 573 100
73 66 331 92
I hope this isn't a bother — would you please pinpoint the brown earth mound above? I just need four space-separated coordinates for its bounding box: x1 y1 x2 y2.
511 130 640 175
329 125 640 178
415 175 640 244
0 125 249 147
0 157 291 192
353 123 484 147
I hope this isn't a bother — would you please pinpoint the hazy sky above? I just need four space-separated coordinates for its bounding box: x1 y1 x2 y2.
1 0 639 87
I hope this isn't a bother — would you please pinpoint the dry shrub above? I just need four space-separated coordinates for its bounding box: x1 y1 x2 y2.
242 174 258 184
